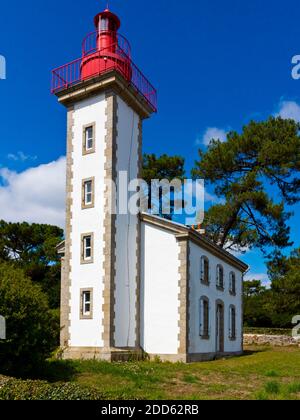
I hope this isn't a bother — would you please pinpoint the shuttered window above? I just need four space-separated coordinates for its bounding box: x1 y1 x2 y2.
199 297 210 339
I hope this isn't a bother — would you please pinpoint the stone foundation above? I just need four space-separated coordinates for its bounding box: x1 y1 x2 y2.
244 334 300 347
61 347 144 362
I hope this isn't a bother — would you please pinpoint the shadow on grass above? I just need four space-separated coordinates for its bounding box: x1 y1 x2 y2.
9 360 79 383
33 360 78 383
242 348 269 357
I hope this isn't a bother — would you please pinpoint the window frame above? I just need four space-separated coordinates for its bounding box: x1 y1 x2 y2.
82 177 95 210
82 123 96 155
216 264 224 291
199 296 210 340
81 233 94 264
200 256 210 286
80 289 93 320
229 305 236 340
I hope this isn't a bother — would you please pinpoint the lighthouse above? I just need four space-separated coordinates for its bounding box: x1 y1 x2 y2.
53 7 157 360
54 7 247 363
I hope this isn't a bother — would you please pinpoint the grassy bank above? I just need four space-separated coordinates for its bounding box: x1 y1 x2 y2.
1 346 300 400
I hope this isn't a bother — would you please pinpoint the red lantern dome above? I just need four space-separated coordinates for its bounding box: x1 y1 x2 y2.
81 8 132 82
51 8 157 113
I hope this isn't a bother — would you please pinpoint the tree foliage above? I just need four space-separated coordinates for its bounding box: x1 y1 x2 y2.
243 248 300 328
0 263 59 374
243 280 273 327
192 117 300 253
142 153 186 184
142 153 186 219
0 221 63 308
267 249 300 326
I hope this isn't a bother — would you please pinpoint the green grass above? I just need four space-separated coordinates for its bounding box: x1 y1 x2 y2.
2 346 300 400
244 327 292 336
264 381 280 395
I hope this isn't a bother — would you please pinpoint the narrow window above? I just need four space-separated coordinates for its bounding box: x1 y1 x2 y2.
100 17 109 31
201 256 210 285
199 297 210 339
85 126 94 150
84 180 92 205
229 272 236 295
229 306 236 340
82 123 95 155
81 233 94 264
82 178 94 209
216 264 224 290
81 289 93 319
84 236 92 260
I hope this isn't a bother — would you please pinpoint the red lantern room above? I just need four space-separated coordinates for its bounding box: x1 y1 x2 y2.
51 7 157 113
81 8 132 82
94 8 120 52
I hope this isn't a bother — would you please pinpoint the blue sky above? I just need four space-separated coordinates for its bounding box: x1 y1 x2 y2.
1 0 300 282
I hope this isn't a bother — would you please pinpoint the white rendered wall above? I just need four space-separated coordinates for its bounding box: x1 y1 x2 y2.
69 94 106 348
140 222 180 355
114 96 139 348
188 241 243 355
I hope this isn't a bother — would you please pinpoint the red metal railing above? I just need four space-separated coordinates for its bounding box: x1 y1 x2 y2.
51 34 157 112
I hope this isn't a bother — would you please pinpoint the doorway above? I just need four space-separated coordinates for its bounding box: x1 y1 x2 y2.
216 301 224 353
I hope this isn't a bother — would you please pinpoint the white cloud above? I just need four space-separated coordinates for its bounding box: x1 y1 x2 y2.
197 127 227 146
205 191 219 203
7 151 37 162
244 272 271 288
276 100 300 122
0 157 66 228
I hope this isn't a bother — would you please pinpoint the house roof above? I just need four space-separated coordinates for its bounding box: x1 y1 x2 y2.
140 213 249 273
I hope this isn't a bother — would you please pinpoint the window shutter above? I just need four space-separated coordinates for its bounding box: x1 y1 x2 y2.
208 301 211 336
229 307 232 339
199 299 203 336
204 300 209 337
233 308 236 338
200 257 204 283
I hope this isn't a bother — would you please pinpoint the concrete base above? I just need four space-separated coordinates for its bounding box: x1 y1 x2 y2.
147 351 243 363
60 347 144 362
59 347 243 363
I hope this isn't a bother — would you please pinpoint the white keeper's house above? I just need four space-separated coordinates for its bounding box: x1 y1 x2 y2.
53 7 248 362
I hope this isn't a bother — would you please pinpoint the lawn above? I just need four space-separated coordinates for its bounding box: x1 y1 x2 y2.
1 346 300 400
38 345 300 400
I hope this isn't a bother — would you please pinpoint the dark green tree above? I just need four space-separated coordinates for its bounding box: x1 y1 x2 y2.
267 249 300 327
192 117 300 253
0 263 59 374
243 280 273 327
142 153 186 219
0 221 63 308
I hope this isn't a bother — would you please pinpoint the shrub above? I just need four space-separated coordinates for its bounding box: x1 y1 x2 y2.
0 263 59 374
0 378 104 400
264 381 280 395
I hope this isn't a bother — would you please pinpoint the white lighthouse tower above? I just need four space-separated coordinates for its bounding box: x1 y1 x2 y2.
53 7 157 360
